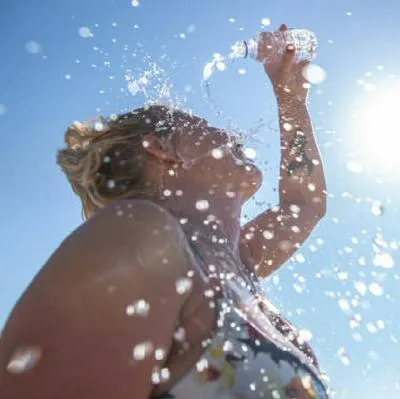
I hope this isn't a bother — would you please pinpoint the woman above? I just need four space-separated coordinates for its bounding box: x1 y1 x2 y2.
0 25 328 399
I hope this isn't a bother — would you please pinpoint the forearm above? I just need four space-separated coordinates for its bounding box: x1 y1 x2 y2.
276 95 327 215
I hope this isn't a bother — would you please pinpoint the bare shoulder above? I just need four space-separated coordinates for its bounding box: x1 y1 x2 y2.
0 200 194 399
49 199 192 285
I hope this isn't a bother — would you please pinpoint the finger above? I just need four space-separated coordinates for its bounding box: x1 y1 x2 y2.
280 44 296 74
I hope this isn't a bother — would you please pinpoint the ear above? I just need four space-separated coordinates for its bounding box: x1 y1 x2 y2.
142 134 179 163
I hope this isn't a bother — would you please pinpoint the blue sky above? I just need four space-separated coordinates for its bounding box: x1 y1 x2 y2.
1 0 400 397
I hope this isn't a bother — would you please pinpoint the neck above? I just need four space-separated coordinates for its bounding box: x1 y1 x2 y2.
153 188 244 255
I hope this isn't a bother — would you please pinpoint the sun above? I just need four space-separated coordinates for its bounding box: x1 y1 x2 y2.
347 78 400 173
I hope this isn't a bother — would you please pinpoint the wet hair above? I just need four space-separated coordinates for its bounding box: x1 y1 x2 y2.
57 105 191 220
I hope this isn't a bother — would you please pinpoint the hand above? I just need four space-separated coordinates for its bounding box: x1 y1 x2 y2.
260 24 311 103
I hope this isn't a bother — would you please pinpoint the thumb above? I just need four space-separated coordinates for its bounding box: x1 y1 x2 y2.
280 44 296 74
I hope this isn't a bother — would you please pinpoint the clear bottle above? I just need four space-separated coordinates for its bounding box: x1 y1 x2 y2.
231 29 318 64
202 29 317 83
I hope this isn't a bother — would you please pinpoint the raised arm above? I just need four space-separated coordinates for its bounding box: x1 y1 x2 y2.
240 25 327 280
0 200 193 399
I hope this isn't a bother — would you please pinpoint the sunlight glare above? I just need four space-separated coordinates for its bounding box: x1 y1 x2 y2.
349 79 400 172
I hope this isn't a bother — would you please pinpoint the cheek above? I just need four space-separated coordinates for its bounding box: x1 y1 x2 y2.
175 132 206 160
176 132 226 162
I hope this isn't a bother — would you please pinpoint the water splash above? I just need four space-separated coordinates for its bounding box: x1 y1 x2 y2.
7 346 42 374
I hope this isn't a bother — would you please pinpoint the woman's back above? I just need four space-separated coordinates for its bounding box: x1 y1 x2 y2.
0 200 205 399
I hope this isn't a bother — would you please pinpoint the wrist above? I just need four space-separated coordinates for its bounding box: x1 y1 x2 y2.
276 95 308 113
273 84 308 104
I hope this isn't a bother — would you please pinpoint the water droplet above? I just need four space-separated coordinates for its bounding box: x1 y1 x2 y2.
243 147 257 159
373 252 394 269
346 160 364 173
195 199 210 211
174 327 186 341
338 298 351 312
337 347 350 366
278 240 293 252
211 148 224 159
366 323 378 334
377 320 385 329
289 204 301 214
107 180 116 189
352 332 362 342
196 358 208 372
7 347 42 374
262 230 274 240
308 183 316 192
160 367 170 380
65 74 71 80
151 366 169 384
25 41 41 54
245 233 254 240
216 61 226 71
294 253 305 263
371 202 384 216
238 68 246 75
291 225 301 233
293 283 303 293
358 256 366 266
175 278 193 295
261 18 271 26
302 64 327 85
163 189 172 197
283 122 293 131
155 348 166 360
272 389 281 399
369 282 384 296
131 0 140 6
94 121 104 131
133 341 153 360
126 299 150 317
151 368 161 384
298 329 313 342
78 26 93 38
250 382 256 391
337 271 348 280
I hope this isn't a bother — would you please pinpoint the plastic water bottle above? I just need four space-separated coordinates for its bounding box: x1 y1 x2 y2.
233 29 317 63
203 29 317 82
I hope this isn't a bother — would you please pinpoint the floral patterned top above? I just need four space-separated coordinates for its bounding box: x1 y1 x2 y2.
153 241 332 399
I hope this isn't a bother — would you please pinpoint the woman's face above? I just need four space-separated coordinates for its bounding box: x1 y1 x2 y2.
171 117 263 201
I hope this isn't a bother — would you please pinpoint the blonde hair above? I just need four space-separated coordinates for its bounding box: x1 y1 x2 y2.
57 105 188 220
